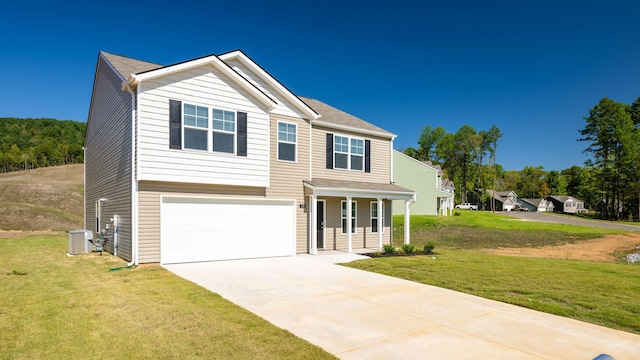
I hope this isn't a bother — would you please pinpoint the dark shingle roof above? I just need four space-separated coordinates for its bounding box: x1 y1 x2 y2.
101 51 162 80
521 198 543 206
299 97 393 137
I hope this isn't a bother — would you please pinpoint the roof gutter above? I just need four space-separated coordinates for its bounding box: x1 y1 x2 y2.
312 119 396 140
122 74 140 92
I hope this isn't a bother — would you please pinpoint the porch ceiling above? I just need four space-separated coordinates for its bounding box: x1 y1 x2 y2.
304 178 415 200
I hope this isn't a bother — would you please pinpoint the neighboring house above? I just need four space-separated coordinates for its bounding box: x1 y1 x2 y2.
85 50 415 265
519 198 554 212
485 190 518 211
391 151 454 216
546 196 588 214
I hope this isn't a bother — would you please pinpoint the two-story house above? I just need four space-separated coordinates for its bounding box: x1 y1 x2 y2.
485 190 518 211
391 150 455 216
85 50 415 265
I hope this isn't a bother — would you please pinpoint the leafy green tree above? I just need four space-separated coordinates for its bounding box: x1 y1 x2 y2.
403 147 421 159
578 98 636 219
545 170 567 196
630 96 640 125
517 166 546 198
417 125 446 162
0 118 85 173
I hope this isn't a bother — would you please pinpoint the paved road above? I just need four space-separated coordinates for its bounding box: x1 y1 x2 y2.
166 253 640 360
504 211 640 231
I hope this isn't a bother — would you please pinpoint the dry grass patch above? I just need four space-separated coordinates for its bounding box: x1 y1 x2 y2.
0 164 83 230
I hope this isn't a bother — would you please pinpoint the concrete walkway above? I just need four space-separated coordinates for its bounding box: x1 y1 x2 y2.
166 253 640 359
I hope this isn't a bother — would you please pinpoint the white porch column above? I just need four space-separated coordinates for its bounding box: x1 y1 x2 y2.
346 196 353 253
404 199 411 245
377 198 383 251
310 195 318 255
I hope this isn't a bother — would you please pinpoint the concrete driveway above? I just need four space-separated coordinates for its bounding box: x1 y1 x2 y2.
505 211 640 231
166 253 640 359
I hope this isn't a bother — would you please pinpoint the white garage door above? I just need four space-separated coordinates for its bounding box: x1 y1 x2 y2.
161 197 295 264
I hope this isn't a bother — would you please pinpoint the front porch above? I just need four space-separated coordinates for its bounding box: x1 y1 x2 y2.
304 178 415 255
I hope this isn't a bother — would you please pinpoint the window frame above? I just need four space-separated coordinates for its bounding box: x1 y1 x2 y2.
333 134 365 171
341 200 357 234
212 108 236 154
181 103 237 154
370 201 385 234
277 121 297 162
182 103 209 151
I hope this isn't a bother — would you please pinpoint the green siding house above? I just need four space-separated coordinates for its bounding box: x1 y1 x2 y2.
392 150 455 216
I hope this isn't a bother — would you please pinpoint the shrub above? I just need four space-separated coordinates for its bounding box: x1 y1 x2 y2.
401 244 415 255
423 242 436 254
382 244 396 254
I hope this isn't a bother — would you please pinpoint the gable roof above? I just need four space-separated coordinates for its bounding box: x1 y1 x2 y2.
521 198 543 207
98 50 394 138
218 50 319 120
119 52 276 109
547 195 583 203
442 178 455 189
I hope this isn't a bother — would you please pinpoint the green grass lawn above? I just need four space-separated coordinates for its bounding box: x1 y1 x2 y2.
393 211 628 250
343 212 640 334
0 234 336 360
344 251 640 334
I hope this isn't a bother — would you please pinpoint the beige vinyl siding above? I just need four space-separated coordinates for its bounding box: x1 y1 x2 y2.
136 64 271 187
311 125 391 183
320 197 391 251
137 181 268 263
266 114 311 253
85 56 133 261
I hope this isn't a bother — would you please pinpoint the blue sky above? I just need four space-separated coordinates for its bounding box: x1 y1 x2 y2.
1 0 639 171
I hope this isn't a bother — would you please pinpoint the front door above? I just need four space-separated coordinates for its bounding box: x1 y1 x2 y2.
316 201 325 249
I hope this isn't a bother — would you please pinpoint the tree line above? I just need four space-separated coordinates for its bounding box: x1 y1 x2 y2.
0 118 86 173
403 96 640 221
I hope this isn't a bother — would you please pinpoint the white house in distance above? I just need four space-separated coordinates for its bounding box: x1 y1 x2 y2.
519 198 554 212
392 150 455 216
546 196 588 214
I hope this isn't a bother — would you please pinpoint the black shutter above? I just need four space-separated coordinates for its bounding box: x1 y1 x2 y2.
169 100 182 149
364 140 371 173
237 112 247 157
326 133 333 169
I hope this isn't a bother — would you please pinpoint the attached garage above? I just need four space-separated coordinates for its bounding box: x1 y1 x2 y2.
160 196 296 264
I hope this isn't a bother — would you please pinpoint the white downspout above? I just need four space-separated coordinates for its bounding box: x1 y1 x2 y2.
404 195 416 245
126 85 138 266
377 198 383 251
346 197 353 253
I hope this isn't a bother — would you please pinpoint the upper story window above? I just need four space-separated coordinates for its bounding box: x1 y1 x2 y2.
333 135 365 171
169 100 247 157
183 104 209 151
212 109 235 154
277 122 297 162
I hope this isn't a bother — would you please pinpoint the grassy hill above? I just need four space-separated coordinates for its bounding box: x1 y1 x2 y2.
0 164 84 230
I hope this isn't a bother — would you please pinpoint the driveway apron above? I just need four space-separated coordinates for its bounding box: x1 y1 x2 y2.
165 253 640 359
